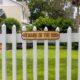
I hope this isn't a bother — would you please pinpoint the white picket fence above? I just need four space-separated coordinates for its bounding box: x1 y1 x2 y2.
0 24 80 80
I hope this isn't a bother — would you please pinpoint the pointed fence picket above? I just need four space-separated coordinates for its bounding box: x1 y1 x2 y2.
67 27 72 80
33 26 37 80
78 27 80 80
55 27 60 80
1 24 80 80
44 27 48 80
12 25 17 80
2 24 6 80
22 26 27 80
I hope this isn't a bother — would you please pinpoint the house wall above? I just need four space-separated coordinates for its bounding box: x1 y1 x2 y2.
0 0 30 24
1 6 23 22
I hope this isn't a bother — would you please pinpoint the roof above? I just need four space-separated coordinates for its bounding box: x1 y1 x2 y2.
10 0 23 7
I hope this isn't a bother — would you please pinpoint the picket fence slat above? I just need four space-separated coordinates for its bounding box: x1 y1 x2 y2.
78 27 80 80
33 26 37 80
12 25 17 80
55 27 60 80
67 27 72 80
44 27 48 80
22 26 27 80
2 24 6 80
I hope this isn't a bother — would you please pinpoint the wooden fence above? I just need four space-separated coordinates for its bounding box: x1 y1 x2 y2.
0 24 80 80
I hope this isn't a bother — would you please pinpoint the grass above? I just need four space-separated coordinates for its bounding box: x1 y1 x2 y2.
0 45 78 80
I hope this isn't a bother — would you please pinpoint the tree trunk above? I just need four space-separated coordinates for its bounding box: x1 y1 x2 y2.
75 6 79 31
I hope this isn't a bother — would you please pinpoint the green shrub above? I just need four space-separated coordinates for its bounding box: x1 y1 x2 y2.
34 17 73 32
61 18 74 32
0 18 4 23
2 18 21 33
33 17 55 31
26 25 33 31
72 42 78 50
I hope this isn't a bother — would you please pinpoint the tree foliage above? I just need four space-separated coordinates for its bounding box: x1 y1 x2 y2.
0 18 21 33
28 0 68 20
31 17 73 32
72 0 80 6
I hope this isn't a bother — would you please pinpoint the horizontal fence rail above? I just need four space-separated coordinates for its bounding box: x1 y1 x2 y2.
1 24 80 80
0 33 79 43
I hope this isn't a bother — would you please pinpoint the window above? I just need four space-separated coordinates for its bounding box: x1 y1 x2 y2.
0 9 6 19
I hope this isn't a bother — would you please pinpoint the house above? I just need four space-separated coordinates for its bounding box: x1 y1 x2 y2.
0 0 30 25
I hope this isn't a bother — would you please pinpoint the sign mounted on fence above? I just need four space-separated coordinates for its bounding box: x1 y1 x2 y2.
21 31 60 40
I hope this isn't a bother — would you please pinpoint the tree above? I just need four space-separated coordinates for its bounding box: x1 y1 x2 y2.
28 0 46 21
44 0 66 18
28 0 67 21
72 0 80 29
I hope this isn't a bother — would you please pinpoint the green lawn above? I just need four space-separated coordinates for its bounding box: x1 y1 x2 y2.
0 45 78 80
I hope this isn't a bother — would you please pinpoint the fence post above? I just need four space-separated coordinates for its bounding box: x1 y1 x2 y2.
78 26 80 80
2 24 6 80
12 25 17 80
67 27 72 80
55 27 60 80
33 26 37 80
44 27 48 80
22 26 27 80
